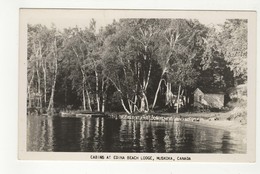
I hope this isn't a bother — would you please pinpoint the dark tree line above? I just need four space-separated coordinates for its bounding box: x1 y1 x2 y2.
27 19 247 114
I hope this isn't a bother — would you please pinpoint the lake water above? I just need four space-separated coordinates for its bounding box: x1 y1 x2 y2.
27 115 246 153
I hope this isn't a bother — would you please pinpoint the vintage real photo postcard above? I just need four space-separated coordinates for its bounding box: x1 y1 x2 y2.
19 9 256 162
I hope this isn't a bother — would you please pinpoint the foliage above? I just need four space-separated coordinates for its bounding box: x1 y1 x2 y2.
27 18 247 114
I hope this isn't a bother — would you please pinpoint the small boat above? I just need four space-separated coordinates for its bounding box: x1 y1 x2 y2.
76 113 92 117
60 112 75 117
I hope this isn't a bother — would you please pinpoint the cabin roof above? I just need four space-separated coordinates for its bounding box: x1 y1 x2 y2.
226 84 247 94
194 87 225 95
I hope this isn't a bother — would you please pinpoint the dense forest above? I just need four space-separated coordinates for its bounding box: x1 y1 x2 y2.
27 18 247 114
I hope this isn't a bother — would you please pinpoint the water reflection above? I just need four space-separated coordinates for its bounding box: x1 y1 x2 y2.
27 116 246 153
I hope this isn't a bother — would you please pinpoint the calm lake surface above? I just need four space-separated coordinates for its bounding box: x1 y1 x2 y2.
27 115 246 153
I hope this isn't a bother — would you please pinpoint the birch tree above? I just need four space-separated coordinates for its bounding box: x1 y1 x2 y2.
151 19 204 110
46 27 63 113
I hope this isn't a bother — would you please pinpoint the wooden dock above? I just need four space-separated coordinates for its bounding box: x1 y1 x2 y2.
60 111 106 118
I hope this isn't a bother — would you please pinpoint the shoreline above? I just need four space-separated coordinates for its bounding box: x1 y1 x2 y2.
181 119 246 132
56 110 247 132
114 112 246 132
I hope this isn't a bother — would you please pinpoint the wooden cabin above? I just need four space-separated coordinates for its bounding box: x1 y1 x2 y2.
28 92 42 108
193 88 224 109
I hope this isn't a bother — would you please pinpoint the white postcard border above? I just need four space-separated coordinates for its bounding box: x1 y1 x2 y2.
18 9 256 162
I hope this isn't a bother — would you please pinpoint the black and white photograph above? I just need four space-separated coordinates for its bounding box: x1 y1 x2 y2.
18 9 256 162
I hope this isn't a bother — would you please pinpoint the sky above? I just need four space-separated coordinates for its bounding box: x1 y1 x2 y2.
23 9 236 31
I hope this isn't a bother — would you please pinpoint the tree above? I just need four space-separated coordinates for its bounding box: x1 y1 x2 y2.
102 19 162 113
46 26 63 113
27 24 63 113
27 18 244 115
28 24 49 108
151 19 191 109
102 20 134 114
62 27 95 111
220 19 247 85
203 19 248 86
151 19 206 111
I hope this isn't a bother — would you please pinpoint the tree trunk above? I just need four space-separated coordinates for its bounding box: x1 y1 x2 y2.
182 88 186 109
127 99 133 113
27 69 35 108
152 67 168 109
95 70 100 112
133 95 139 112
47 59 57 113
176 85 181 114
107 77 132 114
36 69 40 94
152 78 164 109
47 38 58 114
36 68 41 107
82 83 86 110
139 62 152 112
80 68 87 111
140 93 146 112
139 92 149 112
144 94 149 111
39 42 47 108
166 82 172 106
144 63 152 90
102 97 105 112
42 62 47 107
43 71 47 107
101 77 106 112
121 99 131 114
47 78 56 113
86 87 92 112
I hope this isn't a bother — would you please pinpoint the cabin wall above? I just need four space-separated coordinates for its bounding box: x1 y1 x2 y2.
193 88 224 109
193 89 205 108
204 94 224 109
